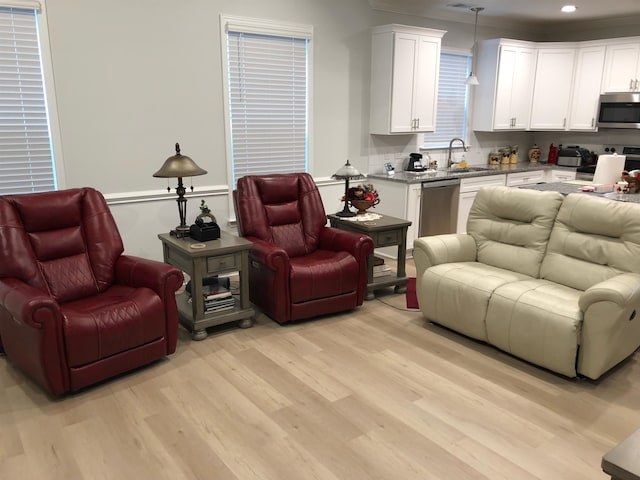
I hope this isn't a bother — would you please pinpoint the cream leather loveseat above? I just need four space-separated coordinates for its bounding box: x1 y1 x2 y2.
413 186 640 380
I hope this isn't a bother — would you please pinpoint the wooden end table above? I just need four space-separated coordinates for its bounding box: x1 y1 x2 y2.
158 231 255 340
327 213 411 300
602 429 640 480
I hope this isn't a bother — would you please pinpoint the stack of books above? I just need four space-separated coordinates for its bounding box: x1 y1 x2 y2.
201 284 235 314
372 257 392 278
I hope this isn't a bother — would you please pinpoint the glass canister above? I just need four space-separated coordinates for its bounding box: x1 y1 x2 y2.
528 144 541 163
488 152 500 165
509 146 519 164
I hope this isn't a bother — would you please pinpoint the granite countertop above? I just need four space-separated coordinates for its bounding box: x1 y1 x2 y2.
368 163 574 185
523 182 640 203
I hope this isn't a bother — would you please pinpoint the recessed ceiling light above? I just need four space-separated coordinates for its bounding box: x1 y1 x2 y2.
561 5 577 13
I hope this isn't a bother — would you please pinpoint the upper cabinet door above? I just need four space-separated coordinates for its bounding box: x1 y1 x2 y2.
370 24 446 135
568 45 606 130
389 33 420 133
529 47 576 130
509 46 537 129
411 34 440 132
473 39 536 131
602 42 640 92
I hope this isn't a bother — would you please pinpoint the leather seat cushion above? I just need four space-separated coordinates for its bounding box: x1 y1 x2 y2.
420 262 532 340
61 285 165 367
290 249 358 303
485 279 582 377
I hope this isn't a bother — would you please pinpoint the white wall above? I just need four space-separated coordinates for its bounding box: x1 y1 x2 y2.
40 0 640 259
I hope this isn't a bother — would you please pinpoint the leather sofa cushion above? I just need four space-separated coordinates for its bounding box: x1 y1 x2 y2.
290 249 359 303
468 186 564 278
420 261 532 340
541 194 640 291
486 279 582 377
61 285 165 367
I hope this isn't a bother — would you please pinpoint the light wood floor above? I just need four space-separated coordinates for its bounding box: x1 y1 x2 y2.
1 259 639 479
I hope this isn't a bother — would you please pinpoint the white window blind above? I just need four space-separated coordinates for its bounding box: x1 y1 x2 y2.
0 6 55 194
226 29 309 185
423 52 470 148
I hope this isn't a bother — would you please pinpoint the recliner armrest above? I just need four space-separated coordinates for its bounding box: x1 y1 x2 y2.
318 227 374 259
116 255 184 300
579 273 640 311
245 236 290 271
0 277 68 395
0 277 60 329
413 234 477 275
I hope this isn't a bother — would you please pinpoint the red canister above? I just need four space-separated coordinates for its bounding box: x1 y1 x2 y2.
547 143 558 164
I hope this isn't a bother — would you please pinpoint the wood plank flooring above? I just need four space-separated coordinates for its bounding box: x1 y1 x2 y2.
1 259 638 479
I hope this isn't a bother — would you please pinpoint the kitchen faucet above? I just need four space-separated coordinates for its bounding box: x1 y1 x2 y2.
447 138 469 168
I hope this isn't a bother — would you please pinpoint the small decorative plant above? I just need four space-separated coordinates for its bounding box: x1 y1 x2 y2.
343 183 380 214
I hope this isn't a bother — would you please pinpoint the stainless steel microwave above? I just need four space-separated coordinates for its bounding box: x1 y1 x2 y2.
598 93 640 129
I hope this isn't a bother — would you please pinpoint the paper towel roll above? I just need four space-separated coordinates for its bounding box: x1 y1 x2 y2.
593 154 626 185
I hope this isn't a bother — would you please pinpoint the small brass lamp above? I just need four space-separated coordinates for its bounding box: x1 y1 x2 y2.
153 143 207 237
331 159 365 217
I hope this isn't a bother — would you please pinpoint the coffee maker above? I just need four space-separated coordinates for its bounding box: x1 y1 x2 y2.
406 153 427 172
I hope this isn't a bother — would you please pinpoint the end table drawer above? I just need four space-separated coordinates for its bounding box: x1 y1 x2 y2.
207 254 239 273
373 230 399 247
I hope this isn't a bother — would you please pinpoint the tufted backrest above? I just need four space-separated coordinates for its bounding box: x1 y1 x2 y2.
467 186 564 278
0 187 124 303
233 173 327 258
540 193 640 290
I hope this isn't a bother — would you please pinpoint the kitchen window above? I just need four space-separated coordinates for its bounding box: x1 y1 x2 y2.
220 15 312 187
0 3 61 194
423 51 471 149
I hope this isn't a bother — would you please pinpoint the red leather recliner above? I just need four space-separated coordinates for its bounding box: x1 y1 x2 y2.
233 173 374 324
0 187 184 396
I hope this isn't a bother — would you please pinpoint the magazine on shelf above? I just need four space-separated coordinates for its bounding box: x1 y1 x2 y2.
201 285 232 300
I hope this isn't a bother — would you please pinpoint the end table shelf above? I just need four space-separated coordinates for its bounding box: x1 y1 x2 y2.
327 213 411 300
158 231 255 340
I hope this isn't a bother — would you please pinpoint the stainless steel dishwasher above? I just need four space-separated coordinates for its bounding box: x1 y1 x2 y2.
420 178 460 236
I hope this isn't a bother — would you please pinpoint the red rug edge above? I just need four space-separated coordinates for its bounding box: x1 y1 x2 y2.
405 277 419 309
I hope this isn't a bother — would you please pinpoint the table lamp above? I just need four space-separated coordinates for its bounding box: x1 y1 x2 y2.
153 143 208 237
332 159 365 217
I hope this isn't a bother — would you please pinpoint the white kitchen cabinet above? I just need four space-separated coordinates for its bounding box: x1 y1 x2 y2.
457 175 506 233
473 39 537 131
547 169 577 182
602 40 640 92
506 170 546 187
568 44 606 130
529 46 576 130
370 24 446 134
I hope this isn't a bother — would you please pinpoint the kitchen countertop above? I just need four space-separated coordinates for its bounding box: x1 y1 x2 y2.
368 163 575 184
523 181 640 203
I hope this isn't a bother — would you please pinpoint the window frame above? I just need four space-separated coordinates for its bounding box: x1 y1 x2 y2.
422 47 472 151
0 0 64 194
219 14 313 201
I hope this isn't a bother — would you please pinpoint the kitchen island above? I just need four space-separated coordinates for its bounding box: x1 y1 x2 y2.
523 181 640 203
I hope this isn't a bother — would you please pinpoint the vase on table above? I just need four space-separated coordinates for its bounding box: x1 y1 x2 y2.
349 198 379 215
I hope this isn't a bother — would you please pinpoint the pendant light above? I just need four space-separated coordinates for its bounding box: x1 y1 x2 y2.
466 6 484 86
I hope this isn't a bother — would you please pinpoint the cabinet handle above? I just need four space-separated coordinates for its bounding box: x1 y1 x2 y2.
636 79 639 91
631 78 636 90
416 118 420 129
563 118 566 128
591 117 595 128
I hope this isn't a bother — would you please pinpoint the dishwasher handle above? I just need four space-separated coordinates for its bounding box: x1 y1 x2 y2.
421 178 461 189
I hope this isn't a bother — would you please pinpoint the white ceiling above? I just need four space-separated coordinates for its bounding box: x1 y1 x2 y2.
369 0 640 27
